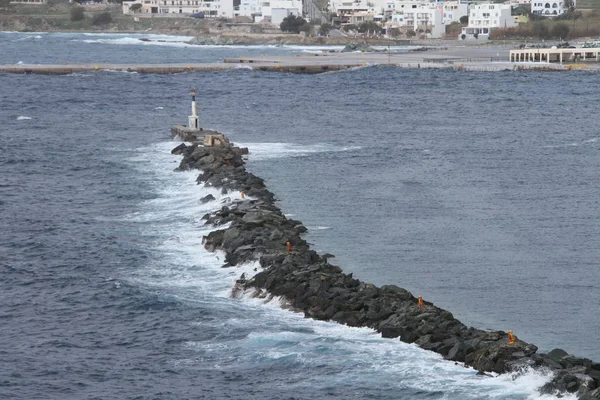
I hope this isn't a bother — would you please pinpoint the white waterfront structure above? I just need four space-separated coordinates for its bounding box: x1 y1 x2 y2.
122 0 234 17
459 3 516 40
531 0 574 17
189 89 199 130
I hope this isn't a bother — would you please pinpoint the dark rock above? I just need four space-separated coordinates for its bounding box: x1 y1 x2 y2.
200 194 216 203
171 143 187 155
548 348 569 361
172 136 600 400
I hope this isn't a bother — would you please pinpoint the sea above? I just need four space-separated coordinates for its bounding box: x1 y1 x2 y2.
1 32 598 400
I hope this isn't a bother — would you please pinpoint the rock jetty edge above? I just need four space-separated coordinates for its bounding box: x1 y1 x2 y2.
171 134 600 399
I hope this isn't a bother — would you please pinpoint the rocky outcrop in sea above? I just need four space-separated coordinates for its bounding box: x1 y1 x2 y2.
171 137 600 399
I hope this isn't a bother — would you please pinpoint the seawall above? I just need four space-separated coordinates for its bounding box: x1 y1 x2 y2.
171 130 600 399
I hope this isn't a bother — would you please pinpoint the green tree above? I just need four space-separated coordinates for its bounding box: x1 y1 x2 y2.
459 15 468 24
280 15 308 33
70 5 85 22
564 0 575 13
406 29 416 37
357 20 382 33
92 11 112 25
511 4 530 16
129 3 142 12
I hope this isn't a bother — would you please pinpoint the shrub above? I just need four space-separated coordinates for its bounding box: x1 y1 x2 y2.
342 24 358 32
318 22 332 36
70 5 85 22
459 15 468 24
92 12 112 26
388 27 401 38
551 22 569 39
280 15 308 33
489 25 533 40
129 3 142 12
407 30 416 37
531 21 550 39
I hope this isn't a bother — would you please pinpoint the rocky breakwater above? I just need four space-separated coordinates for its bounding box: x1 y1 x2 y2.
172 137 600 399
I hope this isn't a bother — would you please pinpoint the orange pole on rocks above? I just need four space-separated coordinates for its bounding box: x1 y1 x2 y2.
240 191 245 199
508 331 515 345
286 241 292 252
418 296 424 307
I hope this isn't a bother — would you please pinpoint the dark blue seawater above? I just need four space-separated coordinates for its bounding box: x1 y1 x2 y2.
1 32 598 400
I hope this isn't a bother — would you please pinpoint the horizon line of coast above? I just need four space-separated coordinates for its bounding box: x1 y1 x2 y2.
170 129 600 400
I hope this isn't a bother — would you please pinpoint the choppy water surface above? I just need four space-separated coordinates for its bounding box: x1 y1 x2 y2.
0 32 598 399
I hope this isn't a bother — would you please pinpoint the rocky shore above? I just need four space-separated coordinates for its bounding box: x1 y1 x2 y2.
171 135 600 399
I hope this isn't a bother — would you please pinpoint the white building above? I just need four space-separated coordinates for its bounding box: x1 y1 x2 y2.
271 6 301 23
441 0 467 24
122 0 234 18
238 0 261 18
388 3 445 38
331 0 370 19
459 3 516 40
531 0 574 17
258 0 302 22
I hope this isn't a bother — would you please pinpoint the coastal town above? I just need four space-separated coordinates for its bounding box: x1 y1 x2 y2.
118 0 597 41
3 0 599 42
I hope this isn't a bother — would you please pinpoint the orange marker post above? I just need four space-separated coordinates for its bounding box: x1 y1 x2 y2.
508 331 515 345
285 241 292 252
240 191 245 199
418 296 424 307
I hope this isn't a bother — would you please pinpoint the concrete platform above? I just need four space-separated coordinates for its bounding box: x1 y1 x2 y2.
1 47 599 75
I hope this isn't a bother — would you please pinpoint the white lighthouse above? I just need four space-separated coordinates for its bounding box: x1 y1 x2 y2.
188 89 200 130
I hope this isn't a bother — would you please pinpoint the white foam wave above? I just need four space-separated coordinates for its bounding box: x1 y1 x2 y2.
17 116 32 120
76 34 195 48
102 69 138 74
236 142 361 160
80 32 193 41
119 140 569 400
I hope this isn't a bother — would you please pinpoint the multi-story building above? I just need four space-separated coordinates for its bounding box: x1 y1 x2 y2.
238 0 261 18
122 0 234 18
388 3 445 37
441 0 467 24
459 3 516 39
531 0 574 17
257 0 303 23
331 0 370 20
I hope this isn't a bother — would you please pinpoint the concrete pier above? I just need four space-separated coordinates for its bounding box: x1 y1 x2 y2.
2 47 600 75
0 61 358 75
